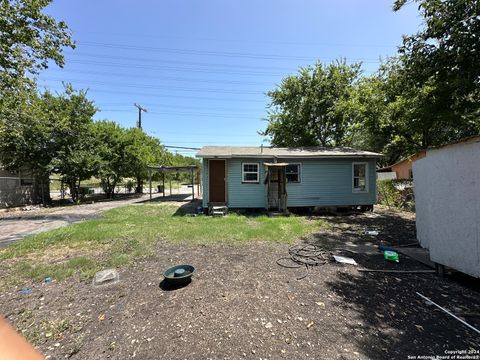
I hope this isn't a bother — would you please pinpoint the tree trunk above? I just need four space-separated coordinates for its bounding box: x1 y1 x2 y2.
136 176 143 194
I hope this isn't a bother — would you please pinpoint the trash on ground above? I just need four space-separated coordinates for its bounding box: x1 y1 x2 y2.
416 292 480 335
18 288 32 294
384 250 400 262
44 276 52 284
378 244 396 252
333 255 357 265
92 268 120 286
364 229 379 236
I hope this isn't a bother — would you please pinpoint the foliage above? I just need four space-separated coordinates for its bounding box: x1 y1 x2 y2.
263 1 480 163
262 60 362 147
123 127 167 193
0 0 74 84
91 121 130 198
377 179 414 211
0 203 326 286
42 85 99 201
0 80 49 176
394 0 480 120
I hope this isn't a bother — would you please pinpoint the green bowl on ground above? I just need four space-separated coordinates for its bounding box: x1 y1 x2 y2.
163 264 195 286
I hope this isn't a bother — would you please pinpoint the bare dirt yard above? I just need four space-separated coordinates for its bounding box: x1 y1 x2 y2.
1 206 479 360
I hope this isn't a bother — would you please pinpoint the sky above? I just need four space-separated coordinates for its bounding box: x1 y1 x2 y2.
39 0 422 158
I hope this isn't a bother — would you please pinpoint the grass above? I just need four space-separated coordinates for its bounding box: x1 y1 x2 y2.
0 203 326 286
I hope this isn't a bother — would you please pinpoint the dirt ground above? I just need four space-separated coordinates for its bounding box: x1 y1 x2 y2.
1 208 479 360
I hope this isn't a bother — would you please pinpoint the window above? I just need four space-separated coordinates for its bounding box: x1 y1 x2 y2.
286 164 300 183
242 163 259 183
352 163 368 192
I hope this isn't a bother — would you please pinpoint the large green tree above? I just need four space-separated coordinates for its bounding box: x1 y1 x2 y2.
0 0 74 85
123 127 167 193
262 60 362 147
392 0 480 147
42 85 98 201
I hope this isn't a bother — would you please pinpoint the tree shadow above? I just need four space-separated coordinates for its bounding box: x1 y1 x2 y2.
325 267 480 358
305 209 418 247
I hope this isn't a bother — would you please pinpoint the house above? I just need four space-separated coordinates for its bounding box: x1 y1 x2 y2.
196 146 382 212
376 150 426 180
413 136 480 278
0 165 48 208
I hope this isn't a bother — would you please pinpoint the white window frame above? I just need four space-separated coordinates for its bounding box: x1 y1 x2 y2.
242 162 260 183
352 162 369 193
286 163 301 183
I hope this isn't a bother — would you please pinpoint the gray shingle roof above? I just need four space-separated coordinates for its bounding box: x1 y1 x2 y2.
196 146 382 158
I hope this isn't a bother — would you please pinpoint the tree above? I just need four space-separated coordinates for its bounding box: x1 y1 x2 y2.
392 0 480 147
262 60 362 147
0 79 52 202
0 0 74 84
42 85 98 201
91 121 131 198
123 128 167 193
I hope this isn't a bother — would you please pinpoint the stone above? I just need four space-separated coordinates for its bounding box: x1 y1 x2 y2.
93 269 119 286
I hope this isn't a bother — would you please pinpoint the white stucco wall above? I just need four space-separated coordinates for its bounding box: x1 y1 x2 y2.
413 138 480 277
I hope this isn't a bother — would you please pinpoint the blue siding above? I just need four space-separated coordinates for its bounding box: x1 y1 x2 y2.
227 158 266 208
201 157 377 208
283 158 376 206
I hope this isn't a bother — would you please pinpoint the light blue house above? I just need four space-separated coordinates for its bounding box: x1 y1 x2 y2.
196 146 382 212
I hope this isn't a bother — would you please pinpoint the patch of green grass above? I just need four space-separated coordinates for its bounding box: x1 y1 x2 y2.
0 204 326 286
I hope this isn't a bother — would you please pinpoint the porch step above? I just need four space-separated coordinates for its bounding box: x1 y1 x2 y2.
210 206 228 216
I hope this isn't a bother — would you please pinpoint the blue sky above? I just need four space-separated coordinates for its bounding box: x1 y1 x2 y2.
39 0 421 158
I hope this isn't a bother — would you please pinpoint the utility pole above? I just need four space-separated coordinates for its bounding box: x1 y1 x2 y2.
133 103 147 129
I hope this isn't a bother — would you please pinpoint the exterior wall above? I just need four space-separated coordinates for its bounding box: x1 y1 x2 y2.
283 158 376 207
391 150 426 179
377 172 397 180
0 167 38 208
202 157 377 208
413 140 480 278
227 158 266 208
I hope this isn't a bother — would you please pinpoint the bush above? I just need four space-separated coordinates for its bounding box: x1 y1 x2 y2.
377 179 415 211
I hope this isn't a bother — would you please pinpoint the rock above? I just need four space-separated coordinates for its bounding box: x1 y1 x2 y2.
92 269 119 286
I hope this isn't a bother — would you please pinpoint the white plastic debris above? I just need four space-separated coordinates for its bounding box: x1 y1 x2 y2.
93 269 119 286
364 230 379 236
333 255 358 266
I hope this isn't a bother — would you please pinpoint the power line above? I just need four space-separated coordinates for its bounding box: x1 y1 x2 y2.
63 51 300 71
38 85 268 103
65 59 285 76
76 32 397 48
164 145 201 150
77 41 383 63
40 69 278 86
40 77 265 95
100 110 260 120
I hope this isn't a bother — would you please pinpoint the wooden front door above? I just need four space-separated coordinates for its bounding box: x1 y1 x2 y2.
209 160 226 203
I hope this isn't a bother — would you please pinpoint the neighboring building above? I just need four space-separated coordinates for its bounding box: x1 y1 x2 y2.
196 146 382 212
0 166 48 208
377 150 426 180
413 136 480 278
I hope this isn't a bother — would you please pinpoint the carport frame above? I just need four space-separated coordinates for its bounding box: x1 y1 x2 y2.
147 165 200 201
